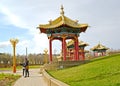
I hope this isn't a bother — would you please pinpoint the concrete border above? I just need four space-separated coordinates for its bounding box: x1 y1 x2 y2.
42 69 69 86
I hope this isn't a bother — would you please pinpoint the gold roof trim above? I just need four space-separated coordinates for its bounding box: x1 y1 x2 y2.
91 43 109 50
67 40 89 47
39 15 88 29
39 6 88 30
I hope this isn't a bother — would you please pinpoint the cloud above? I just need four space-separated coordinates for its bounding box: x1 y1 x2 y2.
0 41 10 48
0 5 29 29
0 0 120 55
32 33 49 53
15 40 30 54
0 4 49 54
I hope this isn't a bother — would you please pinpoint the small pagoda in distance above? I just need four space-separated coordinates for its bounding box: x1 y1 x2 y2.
38 5 88 62
91 43 109 57
67 40 89 61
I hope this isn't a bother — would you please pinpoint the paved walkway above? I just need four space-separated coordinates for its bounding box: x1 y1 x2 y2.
0 69 48 86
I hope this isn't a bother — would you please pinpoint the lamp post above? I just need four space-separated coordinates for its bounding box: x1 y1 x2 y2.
10 38 19 73
44 48 48 64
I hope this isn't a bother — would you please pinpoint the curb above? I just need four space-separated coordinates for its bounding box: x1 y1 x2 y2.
41 69 69 86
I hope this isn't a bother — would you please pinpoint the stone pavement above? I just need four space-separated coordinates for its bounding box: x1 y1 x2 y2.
0 69 48 86
14 69 48 86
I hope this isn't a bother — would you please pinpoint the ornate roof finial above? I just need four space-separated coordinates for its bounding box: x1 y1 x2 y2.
60 5 64 16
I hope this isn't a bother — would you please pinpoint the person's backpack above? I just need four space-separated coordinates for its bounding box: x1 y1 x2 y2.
26 65 29 70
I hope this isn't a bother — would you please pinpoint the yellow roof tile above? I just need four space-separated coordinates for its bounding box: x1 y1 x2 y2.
91 43 109 51
67 40 89 47
38 5 88 33
39 15 88 29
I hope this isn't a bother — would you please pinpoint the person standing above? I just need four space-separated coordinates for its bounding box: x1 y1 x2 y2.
22 63 26 76
24 58 29 77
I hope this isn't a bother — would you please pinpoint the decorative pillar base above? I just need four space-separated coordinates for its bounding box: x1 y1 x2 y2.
13 65 16 73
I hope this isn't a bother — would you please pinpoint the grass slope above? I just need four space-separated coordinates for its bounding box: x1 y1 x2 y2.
48 54 120 86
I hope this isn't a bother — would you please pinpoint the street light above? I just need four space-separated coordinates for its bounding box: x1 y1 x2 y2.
44 48 48 64
10 38 19 73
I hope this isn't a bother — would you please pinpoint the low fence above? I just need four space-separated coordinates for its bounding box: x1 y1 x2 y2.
41 60 90 86
41 69 69 86
44 60 89 70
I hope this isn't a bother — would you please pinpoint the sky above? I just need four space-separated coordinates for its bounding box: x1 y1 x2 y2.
0 0 120 55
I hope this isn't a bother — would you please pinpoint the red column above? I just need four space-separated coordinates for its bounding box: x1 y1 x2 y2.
81 49 85 60
49 38 52 62
74 37 79 61
69 49 72 60
62 40 63 60
94 51 95 57
76 37 79 60
74 40 76 60
62 37 66 61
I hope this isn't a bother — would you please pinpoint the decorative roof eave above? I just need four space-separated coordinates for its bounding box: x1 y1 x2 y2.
38 5 88 33
38 16 88 33
78 40 89 46
78 43 89 47
91 48 109 51
39 24 88 33
67 40 89 47
91 43 109 51
40 23 88 29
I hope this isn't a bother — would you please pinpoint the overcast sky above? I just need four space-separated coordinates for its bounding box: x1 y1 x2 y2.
0 0 120 55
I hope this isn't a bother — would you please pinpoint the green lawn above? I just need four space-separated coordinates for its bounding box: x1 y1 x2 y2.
0 73 20 86
0 65 41 71
48 54 120 86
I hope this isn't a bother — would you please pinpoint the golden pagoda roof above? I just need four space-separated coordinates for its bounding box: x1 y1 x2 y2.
38 5 88 33
67 40 89 47
91 43 109 51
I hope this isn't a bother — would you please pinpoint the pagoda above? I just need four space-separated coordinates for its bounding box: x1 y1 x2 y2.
38 5 88 62
67 40 89 61
91 43 109 57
